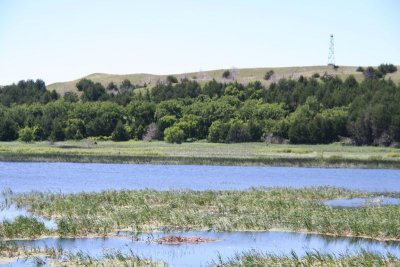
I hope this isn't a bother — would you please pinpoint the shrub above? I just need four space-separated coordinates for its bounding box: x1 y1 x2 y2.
264 70 275 80
166 75 178 83
18 127 35 143
164 126 185 144
222 70 231 79
111 121 130 141
356 66 364 72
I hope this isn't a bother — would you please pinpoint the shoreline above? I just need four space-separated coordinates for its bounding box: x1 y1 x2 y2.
1 152 400 169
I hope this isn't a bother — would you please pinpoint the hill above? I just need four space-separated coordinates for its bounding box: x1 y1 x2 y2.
47 65 400 94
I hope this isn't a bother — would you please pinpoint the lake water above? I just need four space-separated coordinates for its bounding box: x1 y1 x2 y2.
4 231 400 267
323 197 400 208
0 162 399 193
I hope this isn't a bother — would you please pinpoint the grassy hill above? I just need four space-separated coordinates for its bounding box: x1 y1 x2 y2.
47 66 400 94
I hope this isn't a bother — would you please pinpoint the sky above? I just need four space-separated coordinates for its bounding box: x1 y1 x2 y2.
0 0 399 85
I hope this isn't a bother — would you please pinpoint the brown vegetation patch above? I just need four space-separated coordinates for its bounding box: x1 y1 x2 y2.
153 235 217 244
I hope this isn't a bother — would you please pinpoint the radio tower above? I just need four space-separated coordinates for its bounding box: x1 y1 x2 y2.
328 34 335 67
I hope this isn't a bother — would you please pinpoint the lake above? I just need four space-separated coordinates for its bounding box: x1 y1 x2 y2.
5 231 400 267
0 162 399 193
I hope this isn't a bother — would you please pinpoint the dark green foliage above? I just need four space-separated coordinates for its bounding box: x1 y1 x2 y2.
378 63 397 75
106 81 118 91
111 121 130 141
356 66 364 72
222 70 231 79
0 79 58 106
0 69 399 145
120 79 133 92
363 66 383 79
63 91 79 102
76 79 108 101
264 70 275 80
0 114 18 141
166 75 178 83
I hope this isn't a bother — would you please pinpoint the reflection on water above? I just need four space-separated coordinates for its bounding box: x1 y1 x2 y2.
4 231 400 267
1 162 400 193
324 197 400 208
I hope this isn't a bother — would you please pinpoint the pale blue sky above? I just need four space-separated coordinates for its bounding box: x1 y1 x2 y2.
0 0 399 84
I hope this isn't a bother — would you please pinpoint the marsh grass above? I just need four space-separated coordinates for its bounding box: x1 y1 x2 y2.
51 249 167 267
10 187 400 240
214 250 400 266
0 216 48 239
1 141 400 168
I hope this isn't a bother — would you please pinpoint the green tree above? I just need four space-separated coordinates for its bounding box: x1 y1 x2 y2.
0 115 18 141
111 121 130 141
18 127 35 142
164 126 185 144
166 75 178 83
222 70 231 79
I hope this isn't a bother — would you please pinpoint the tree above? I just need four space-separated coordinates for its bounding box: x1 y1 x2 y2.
111 121 130 141
19 127 35 143
106 82 118 91
166 75 178 84
264 70 275 80
164 126 185 144
222 70 231 79
120 79 133 92
65 119 86 140
0 115 18 141
226 120 251 143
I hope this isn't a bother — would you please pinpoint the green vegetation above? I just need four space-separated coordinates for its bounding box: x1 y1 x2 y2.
0 141 400 168
0 216 48 239
214 251 400 266
8 187 400 240
50 250 166 267
1 65 400 147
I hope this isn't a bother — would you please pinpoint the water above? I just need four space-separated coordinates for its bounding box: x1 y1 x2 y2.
3 231 400 267
1 162 400 193
0 196 57 230
324 197 400 208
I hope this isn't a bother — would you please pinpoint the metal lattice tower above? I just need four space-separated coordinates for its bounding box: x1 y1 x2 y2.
328 34 335 66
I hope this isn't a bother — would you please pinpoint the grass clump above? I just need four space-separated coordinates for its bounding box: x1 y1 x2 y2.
214 250 400 266
0 216 47 239
12 187 400 240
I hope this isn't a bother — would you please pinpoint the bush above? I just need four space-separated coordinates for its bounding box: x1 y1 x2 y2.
312 73 320 78
111 121 130 141
208 120 229 143
264 70 275 80
226 120 251 143
164 126 185 144
0 116 18 141
356 66 364 72
222 70 231 79
166 75 178 83
378 63 397 75
18 127 35 143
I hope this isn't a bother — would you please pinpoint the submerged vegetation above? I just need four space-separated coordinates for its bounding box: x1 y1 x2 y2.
4 187 399 241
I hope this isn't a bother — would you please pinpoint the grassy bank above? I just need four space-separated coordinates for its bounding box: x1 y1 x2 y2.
1 140 400 168
7 187 400 241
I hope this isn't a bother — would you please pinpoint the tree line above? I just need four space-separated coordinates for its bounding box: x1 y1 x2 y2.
0 66 399 146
